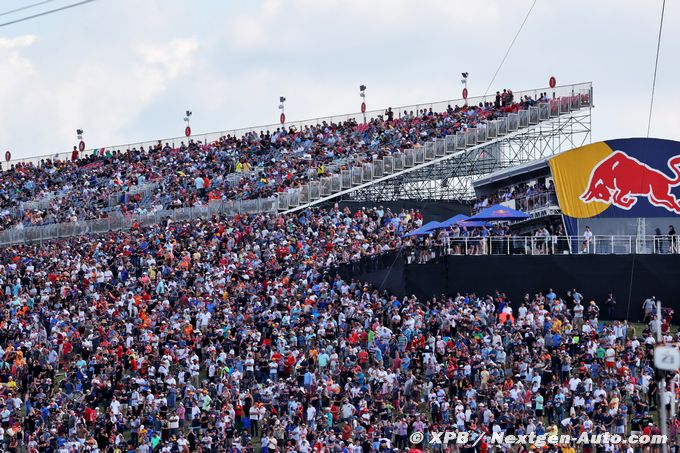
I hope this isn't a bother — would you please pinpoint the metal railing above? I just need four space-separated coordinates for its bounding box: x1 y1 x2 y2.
474 191 559 214
442 235 680 256
0 197 279 246
4 82 592 167
0 83 593 245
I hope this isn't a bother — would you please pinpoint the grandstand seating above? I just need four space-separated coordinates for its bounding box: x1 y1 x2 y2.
0 87 590 245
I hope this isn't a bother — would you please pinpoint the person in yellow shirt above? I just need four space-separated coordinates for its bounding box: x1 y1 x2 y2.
552 318 563 333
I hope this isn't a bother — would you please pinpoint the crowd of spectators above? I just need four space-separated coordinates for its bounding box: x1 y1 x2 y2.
404 221 569 261
473 180 557 215
0 89 541 232
0 202 676 453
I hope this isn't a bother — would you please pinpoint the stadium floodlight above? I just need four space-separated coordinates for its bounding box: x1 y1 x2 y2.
184 110 192 124
359 85 367 124
76 129 84 140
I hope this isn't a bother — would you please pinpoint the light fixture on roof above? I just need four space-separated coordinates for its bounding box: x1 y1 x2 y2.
359 85 367 124
183 111 192 138
279 97 286 125
461 72 469 104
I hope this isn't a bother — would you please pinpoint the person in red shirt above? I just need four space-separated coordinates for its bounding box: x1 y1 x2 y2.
358 349 369 368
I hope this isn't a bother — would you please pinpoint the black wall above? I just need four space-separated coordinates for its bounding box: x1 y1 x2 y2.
342 253 680 322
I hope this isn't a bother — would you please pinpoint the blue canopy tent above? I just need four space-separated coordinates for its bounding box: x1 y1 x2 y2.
438 214 469 228
467 204 530 222
457 219 491 228
404 221 442 237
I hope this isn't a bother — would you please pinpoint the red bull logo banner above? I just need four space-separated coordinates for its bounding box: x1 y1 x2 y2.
549 138 680 219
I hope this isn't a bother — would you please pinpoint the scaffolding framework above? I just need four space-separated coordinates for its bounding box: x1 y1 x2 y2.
348 107 591 202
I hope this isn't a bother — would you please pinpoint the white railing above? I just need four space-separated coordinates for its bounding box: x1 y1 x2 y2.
3 82 592 167
474 191 558 215
0 83 593 245
0 197 279 246
441 235 680 256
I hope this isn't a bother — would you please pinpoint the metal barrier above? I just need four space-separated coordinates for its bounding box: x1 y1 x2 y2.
455 132 466 150
394 153 404 171
519 109 529 128
560 96 570 114
0 85 594 245
529 106 539 124
443 235 680 256
497 117 508 135
320 178 331 197
373 160 384 178
310 181 320 200
514 191 558 212
424 142 435 160
487 121 497 139
0 196 269 245
404 150 415 167
414 147 425 164
331 174 341 192
341 170 351 189
466 128 477 146
352 167 362 185
3 82 592 168
477 126 487 143
435 140 446 157
384 156 394 174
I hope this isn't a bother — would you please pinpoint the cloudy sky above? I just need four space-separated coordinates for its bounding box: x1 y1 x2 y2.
0 0 677 159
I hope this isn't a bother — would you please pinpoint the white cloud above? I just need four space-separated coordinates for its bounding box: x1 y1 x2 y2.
137 38 199 78
0 34 36 49
0 0 677 157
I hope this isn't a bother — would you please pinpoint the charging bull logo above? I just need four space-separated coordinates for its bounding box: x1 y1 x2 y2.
580 150 680 213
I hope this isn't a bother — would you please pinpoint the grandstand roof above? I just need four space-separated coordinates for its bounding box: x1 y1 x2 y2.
472 155 551 190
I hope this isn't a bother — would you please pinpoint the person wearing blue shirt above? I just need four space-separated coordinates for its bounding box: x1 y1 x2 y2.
546 288 557 302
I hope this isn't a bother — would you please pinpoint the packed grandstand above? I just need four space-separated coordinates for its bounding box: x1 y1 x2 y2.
0 80 675 453
0 89 543 231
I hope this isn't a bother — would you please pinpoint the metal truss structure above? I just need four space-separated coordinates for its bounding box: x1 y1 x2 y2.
347 103 591 202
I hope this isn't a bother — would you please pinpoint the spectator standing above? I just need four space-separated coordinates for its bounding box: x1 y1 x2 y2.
669 225 677 253
582 226 593 253
604 293 617 320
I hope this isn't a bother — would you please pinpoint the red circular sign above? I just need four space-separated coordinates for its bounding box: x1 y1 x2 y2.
79 141 85 152
4 151 10 162
549 76 556 89
361 102 366 114
462 88 468 99
280 113 286 124
185 126 191 137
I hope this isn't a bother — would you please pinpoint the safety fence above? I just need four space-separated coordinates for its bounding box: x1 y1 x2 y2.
277 86 592 212
474 191 558 215
0 83 593 246
5 82 592 167
0 197 279 246
440 235 680 256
